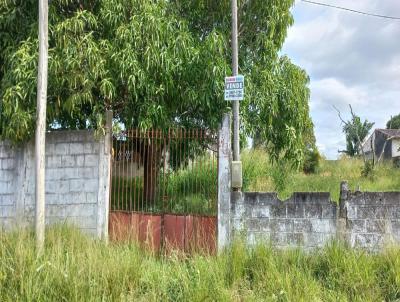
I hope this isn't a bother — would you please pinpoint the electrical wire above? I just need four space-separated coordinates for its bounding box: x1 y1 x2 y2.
301 0 400 20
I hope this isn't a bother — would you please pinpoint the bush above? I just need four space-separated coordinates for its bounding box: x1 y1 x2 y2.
270 161 293 194
393 157 400 168
302 148 321 174
361 160 376 179
242 149 269 191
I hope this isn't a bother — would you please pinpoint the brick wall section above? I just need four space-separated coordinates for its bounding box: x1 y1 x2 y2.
344 191 400 250
231 192 337 249
0 130 111 238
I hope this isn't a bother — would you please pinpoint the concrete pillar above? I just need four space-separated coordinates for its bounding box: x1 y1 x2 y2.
14 145 28 227
339 180 349 218
97 110 113 240
337 180 349 242
218 114 232 251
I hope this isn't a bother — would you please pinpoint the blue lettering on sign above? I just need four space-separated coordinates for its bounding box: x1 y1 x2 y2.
224 75 245 101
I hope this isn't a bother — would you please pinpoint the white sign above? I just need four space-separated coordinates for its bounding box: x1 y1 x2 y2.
224 75 244 101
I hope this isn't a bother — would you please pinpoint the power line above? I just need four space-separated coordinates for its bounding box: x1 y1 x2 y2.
301 0 400 20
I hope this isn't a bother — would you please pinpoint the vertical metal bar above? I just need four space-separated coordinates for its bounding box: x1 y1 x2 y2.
150 129 157 212
190 129 194 214
143 130 150 212
116 137 120 210
126 132 129 211
148 129 151 212
210 131 213 212
139 129 144 212
147 130 151 213
134 129 138 211
210 135 219 211
167 128 171 213
129 131 133 212
109 137 112 211
112 137 115 211
212 131 215 212
155 130 159 211
183 128 187 214
166 128 170 213
199 129 204 214
145 130 148 213
155 129 158 211
157 129 162 212
185 129 193 214
195 128 199 213
123 136 127 210
178 128 182 214
151 129 155 212
163 131 167 213
174 129 178 213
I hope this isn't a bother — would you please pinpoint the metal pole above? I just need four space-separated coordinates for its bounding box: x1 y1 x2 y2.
35 0 49 254
231 0 240 161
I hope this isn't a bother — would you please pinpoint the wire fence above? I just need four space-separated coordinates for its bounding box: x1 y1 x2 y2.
110 129 218 216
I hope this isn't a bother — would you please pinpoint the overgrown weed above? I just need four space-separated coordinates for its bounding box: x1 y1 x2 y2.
1 226 400 301
242 149 400 200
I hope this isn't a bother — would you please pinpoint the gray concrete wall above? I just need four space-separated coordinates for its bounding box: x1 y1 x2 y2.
231 184 400 250
0 130 111 238
344 191 400 250
231 192 337 249
0 141 17 230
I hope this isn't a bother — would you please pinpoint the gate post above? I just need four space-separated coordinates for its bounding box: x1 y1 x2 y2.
97 110 113 240
218 113 232 251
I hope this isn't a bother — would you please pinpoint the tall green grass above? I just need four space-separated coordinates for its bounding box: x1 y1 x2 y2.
242 149 400 200
1 226 400 301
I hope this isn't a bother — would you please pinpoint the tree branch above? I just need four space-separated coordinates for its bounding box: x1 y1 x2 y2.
333 104 367 163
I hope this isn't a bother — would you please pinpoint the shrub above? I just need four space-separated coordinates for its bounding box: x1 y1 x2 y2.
361 160 376 179
242 149 269 191
302 148 321 174
393 157 400 169
270 161 293 194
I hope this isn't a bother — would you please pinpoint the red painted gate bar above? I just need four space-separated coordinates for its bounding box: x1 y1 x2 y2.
109 212 216 253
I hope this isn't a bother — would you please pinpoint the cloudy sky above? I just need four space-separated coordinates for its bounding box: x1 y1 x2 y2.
281 0 400 159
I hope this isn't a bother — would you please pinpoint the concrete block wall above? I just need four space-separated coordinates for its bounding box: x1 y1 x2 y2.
231 192 337 249
0 130 111 238
344 191 400 250
0 141 17 229
230 185 400 251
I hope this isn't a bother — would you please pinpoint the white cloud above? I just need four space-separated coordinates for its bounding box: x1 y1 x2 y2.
283 0 400 159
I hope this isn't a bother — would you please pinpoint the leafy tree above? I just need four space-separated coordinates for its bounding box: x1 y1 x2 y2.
1 0 315 197
1 0 229 142
335 105 374 157
386 114 400 129
175 0 314 165
1 0 313 159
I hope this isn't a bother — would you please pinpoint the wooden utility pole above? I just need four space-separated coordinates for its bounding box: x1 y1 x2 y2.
231 0 240 162
35 0 49 254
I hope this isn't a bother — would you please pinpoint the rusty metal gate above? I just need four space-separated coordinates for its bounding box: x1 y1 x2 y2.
109 129 218 253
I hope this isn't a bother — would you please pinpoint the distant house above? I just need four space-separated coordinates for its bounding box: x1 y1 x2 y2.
362 129 400 161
